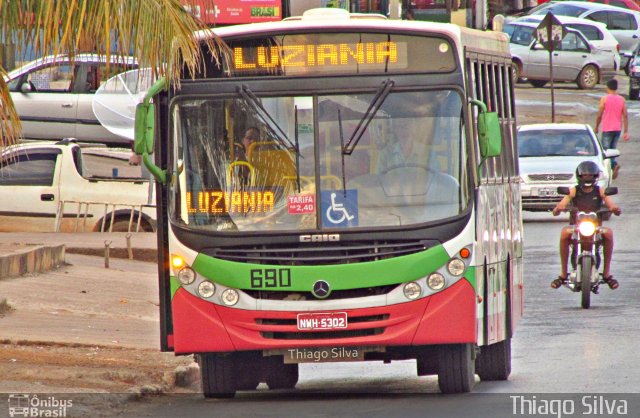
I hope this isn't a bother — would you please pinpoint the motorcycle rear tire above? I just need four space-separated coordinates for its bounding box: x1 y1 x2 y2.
580 256 592 309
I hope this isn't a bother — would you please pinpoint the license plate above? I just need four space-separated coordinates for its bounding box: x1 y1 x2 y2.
535 187 558 197
297 312 347 330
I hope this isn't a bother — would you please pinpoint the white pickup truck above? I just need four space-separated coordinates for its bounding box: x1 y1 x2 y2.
0 139 156 232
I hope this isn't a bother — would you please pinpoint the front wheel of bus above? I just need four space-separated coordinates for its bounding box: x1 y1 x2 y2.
437 344 476 394
475 338 511 381
196 353 238 398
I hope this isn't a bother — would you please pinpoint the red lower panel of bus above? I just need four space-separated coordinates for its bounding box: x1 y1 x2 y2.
170 279 477 354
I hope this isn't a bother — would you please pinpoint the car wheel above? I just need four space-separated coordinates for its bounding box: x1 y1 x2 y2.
512 61 523 84
630 87 639 100
577 65 598 89
529 79 548 88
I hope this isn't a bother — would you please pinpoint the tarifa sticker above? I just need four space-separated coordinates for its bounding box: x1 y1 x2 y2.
288 194 315 214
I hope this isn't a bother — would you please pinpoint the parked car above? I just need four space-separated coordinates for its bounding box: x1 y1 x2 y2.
508 15 622 71
0 139 155 232
526 1 640 68
588 0 640 13
628 42 640 98
5 54 138 146
518 123 619 212
509 27 617 88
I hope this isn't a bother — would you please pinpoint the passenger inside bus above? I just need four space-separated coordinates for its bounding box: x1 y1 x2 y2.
375 118 425 174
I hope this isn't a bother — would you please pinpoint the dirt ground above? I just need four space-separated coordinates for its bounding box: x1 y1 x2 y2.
0 253 201 413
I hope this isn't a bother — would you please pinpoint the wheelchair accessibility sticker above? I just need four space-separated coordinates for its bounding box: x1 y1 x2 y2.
321 190 358 227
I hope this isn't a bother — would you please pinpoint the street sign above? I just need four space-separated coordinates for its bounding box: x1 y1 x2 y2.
535 12 566 52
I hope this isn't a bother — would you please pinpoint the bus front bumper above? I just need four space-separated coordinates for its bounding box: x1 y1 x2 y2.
169 279 477 354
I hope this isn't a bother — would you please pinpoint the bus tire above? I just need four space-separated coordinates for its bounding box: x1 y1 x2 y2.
196 353 237 398
437 344 475 394
264 356 299 390
475 338 512 381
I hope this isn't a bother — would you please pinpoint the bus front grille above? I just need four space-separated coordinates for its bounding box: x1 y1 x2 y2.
244 286 396 301
204 239 435 266
261 328 385 340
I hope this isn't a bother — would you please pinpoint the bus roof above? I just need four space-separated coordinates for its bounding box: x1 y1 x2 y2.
193 10 509 57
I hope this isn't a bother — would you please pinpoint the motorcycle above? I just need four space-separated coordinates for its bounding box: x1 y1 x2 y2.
557 186 618 309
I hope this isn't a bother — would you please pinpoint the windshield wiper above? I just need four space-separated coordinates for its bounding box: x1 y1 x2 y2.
342 79 394 155
338 109 347 197
294 105 301 193
236 84 298 153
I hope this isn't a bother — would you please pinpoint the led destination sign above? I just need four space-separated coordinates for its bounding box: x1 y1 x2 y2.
233 41 403 72
192 34 456 78
187 190 275 215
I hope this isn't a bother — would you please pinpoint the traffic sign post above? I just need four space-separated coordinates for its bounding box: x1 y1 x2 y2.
535 13 566 122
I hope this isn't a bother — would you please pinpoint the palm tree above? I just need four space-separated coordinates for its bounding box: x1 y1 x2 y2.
0 0 221 147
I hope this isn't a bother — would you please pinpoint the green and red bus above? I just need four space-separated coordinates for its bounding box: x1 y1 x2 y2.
135 7 523 397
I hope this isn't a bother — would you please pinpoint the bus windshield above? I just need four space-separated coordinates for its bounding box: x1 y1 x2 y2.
170 89 468 232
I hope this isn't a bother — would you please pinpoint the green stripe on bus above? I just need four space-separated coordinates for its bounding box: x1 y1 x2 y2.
191 244 451 291
170 276 181 298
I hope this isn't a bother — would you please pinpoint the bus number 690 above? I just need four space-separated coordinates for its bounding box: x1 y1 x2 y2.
250 268 292 288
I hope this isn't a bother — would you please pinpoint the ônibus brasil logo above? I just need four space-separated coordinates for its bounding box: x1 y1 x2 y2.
8 394 72 417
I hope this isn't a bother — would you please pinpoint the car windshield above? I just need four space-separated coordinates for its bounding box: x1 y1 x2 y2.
518 129 597 157
504 24 535 46
169 90 469 232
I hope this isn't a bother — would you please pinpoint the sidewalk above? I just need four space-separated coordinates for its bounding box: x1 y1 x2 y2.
0 232 158 279
0 232 161 349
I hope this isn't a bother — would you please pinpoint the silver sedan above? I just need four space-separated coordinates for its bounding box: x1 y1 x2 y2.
510 28 617 89
6 54 137 146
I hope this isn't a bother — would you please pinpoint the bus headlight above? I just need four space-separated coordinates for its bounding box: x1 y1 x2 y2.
447 258 466 276
177 267 196 285
403 282 422 300
427 273 446 291
221 289 239 306
198 281 215 298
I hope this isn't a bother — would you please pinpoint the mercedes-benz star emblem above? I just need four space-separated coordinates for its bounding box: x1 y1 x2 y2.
312 280 331 299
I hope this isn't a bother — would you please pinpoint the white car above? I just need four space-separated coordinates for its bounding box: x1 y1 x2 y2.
506 15 622 72
518 123 619 212
5 54 137 146
526 1 640 68
0 140 155 232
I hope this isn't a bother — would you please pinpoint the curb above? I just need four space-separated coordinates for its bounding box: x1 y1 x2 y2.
0 244 66 279
66 247 158 262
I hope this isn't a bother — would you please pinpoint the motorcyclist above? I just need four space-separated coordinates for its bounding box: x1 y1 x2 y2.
551 161 621 289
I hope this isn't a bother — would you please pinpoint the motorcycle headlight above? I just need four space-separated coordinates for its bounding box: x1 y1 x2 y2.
578 220 596 237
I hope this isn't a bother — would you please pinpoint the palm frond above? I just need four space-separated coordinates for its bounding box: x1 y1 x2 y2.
0 0 224 147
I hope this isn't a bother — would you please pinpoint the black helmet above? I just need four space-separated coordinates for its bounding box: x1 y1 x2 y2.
575 161 600 187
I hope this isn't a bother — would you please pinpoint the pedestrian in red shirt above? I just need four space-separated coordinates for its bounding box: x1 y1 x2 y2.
595 79 629 179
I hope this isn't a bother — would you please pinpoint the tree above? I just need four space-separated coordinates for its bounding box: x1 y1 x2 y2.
0 0 222 147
